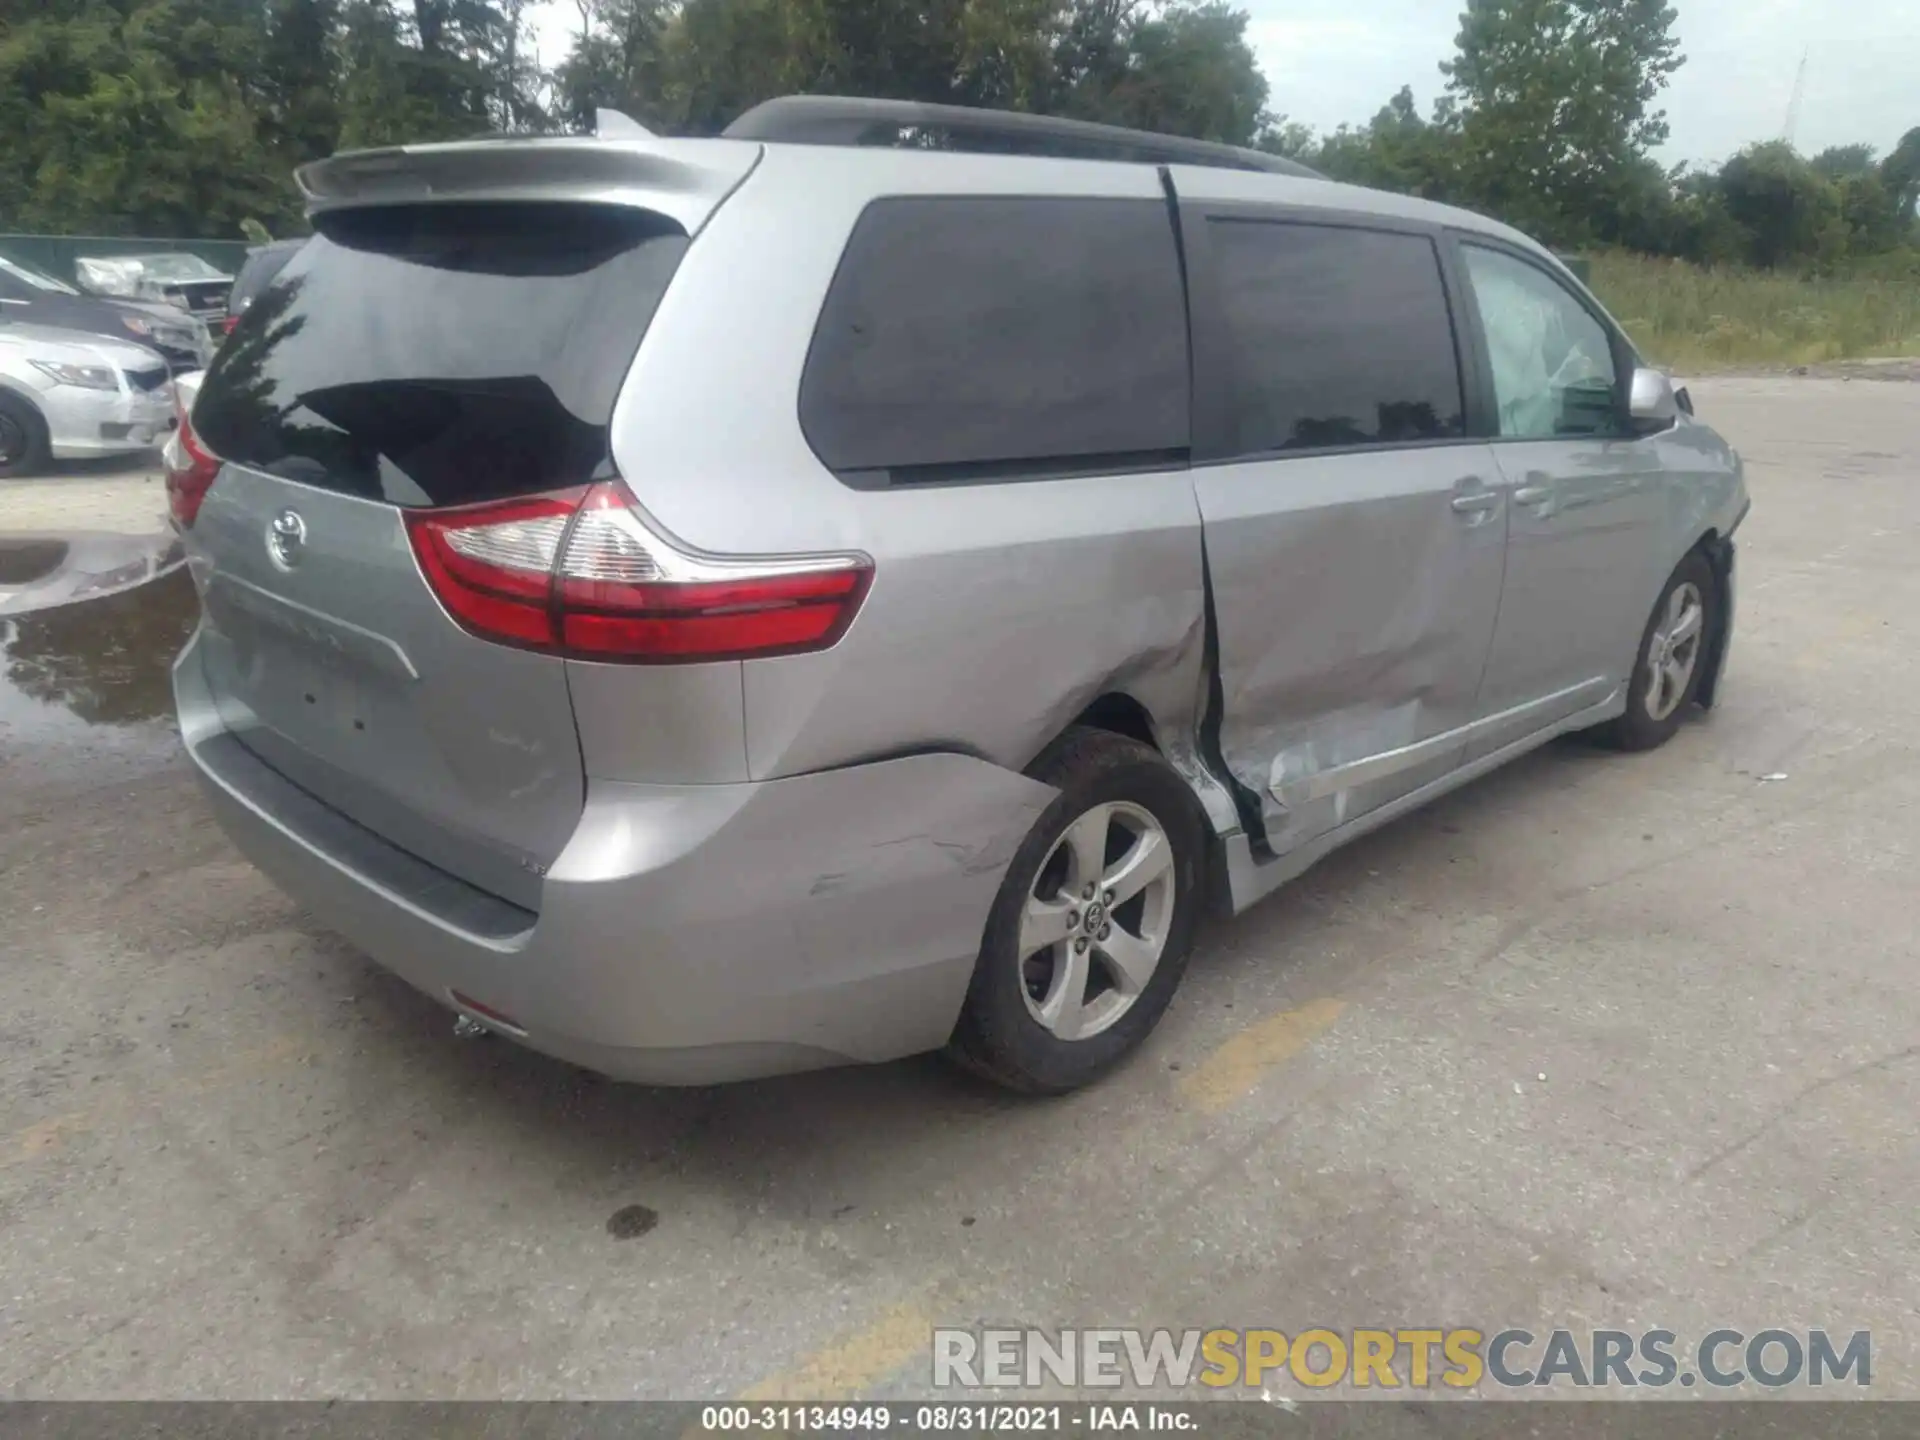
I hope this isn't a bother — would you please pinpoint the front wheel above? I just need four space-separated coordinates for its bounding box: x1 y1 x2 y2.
0 392 52 479
1596 550 1717 752
949 727 1207 1094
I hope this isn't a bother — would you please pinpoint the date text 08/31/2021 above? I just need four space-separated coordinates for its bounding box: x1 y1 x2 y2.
700 1407 1192 1433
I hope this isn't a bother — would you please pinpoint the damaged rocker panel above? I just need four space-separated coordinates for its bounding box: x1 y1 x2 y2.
1268 675 1617 808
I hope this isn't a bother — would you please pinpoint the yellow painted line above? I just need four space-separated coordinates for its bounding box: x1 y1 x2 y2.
739 1297 939 1401
8 1035 312 1165
1179 997 1346 1114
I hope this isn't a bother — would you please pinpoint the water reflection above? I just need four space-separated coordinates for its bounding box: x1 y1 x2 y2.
2 566 198 728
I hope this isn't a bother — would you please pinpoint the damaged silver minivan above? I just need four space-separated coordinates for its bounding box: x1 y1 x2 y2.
170 97 1748 1093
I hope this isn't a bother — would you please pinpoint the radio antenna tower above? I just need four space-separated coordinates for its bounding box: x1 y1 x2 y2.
1782 49 1808 148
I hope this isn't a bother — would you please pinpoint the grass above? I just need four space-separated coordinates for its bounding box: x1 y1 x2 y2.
1587 251 1920 372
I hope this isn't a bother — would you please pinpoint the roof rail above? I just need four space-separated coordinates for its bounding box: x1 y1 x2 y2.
722 95 1321 179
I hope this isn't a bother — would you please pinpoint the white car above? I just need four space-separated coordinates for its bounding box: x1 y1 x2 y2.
0 323 177 477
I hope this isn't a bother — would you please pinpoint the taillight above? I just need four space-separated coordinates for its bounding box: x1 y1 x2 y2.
404 480 872 664
222 315 239 335
163 399 219 529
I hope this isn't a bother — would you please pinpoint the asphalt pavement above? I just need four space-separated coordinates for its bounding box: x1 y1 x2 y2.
0 451 170 537
1 377 1916 1401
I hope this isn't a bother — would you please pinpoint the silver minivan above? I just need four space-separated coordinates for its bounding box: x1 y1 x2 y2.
170 98 1747 1092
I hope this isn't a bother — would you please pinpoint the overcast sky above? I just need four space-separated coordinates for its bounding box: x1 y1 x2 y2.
531 0 1918 168
1246 0 1916 166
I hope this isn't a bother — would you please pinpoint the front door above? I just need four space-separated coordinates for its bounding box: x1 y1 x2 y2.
1452 242 1667 758
1174 195 1508 853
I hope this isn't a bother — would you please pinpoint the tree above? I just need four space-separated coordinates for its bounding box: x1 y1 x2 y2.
1442 0 1683 245
260 0 343 162
1310 86 1461 200
1065 2 1270 146
1716 142 1847 270
1811 143 1877 180
556 0 1275 145
1883 127 1920 221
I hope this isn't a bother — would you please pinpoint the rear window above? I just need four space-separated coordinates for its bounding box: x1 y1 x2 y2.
1207 220 1465 457
799 197 1190 485
193 203 688 507
230 243 303 314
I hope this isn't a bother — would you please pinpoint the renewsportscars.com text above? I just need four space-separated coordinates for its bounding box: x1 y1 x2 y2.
932 1327 1872 1391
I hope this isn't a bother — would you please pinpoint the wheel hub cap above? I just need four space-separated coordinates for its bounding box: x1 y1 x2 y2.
1016 800 1177 1042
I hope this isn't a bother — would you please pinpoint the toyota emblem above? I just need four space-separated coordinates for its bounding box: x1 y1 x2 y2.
267 508 307 570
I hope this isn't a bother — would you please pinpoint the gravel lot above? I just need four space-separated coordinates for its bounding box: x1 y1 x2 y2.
2 377 1916 1401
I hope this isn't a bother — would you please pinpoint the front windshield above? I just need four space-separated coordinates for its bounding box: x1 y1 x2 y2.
0 255 80 295
130 254 226 281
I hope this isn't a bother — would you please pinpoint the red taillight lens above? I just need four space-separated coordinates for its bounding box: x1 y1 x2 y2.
404 480 872 663
163 402 220 529
222 315 239 335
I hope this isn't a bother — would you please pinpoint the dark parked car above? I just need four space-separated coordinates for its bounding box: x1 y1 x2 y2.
222 239 305 335
0 253 213 370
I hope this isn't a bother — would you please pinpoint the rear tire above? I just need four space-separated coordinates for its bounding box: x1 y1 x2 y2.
949 727 1207 1095
1595 550 1717 752
0 392 51 479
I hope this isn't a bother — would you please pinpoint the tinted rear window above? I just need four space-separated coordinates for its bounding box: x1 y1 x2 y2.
800 197 1189 484
1207 220 1464 456
194 203 688 506
230 243 303 313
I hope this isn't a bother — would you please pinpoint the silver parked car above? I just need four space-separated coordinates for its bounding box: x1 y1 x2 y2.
170 98 1747 1092
0 323 176 477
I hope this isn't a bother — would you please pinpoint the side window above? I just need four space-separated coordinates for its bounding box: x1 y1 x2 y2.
1461 245 1622 439
1206 220 1464 457
800 197 1189 483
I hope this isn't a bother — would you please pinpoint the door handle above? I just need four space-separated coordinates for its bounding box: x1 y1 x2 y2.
1514 484 1554 506
1450 491 1500 515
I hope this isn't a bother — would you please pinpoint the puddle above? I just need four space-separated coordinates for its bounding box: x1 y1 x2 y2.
0 565 200 773
0 539 69 587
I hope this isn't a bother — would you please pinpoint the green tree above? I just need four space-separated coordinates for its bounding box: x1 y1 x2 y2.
1065 2 1270 146
1882 127 1920 222
1310 86 1461 200
1811 143 1877 180
260 0 343 161
1716 141 1848 270
1442 0 1683 245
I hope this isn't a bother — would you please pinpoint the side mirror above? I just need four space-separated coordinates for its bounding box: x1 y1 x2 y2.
1628 366 1680 434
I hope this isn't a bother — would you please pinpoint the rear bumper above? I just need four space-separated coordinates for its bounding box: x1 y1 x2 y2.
175 631 1054 1084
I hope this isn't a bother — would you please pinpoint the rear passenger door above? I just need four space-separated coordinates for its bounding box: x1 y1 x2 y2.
1178 199 1507 853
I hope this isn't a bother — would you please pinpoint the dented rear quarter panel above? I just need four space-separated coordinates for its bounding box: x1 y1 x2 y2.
740 466 1211 785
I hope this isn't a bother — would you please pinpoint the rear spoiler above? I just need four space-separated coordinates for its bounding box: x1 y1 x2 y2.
294 137 763 235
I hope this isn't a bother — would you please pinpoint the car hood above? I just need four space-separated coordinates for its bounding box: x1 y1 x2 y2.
5 290 181 347
0 321 166 369
107 297 204 327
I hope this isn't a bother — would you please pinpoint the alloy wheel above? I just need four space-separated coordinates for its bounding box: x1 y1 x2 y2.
1017 800 1177 1041
1645 580 1705 722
